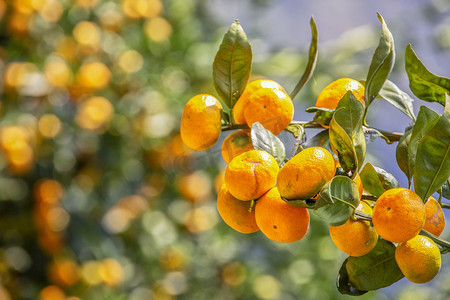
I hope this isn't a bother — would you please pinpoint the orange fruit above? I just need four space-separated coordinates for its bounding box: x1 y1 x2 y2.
216 184 259 234
221 130 254 164
372 188 426 243
244 88 294 135
395 235 441 284
180 94 223 151
255 187 310 243
315 78 365 109
277 147 335 200
329 201 378 257
423 196 445 237
353 173 363 199
225 150 278 201
178 171 212 203
233 79 285 125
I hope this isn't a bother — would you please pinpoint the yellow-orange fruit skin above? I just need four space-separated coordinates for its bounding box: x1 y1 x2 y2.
255 187 310 243
423 196 445 237
315 78 365 109
180 94 222 151
225 150 279 201
329 201 378 257
221 130 254 164
372 188 426 243
216 184 259 234
277 147 335 200
395 235 441 284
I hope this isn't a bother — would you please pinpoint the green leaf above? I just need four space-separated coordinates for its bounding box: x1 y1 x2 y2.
378 80 415 120
346 239 404 291
213 20 252 109
329 92 366 176
396 125 413 187
365 13 395 108
405 44 450 105
438 179 450 200
250 122 286 166
360 163 399 197
290 17 318 100
306 107 335 126
337 258 368 296
413 95 450 201
313 176 360 226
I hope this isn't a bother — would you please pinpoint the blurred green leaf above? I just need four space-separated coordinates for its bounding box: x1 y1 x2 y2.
413 95 450 201
396 125 413 187
360 163 399 197
378 80 415 120
337 258 368 296
213 20 252 109
405 44 450 105
250 122 286 166
329 92 366 176
365 13 395 108
345 239 404 291
313 176 360 226
290 17 318 100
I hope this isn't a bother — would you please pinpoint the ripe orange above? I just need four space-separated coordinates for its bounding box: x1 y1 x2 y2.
423 196 445 237
329 201 378 257
255 187 310 243
221 130 254 164
225 150 278 201
244 88 294 135
277 147 335 200
372 188 426 243
395 235 441 284
353 173 363 199
180 94 222 151
216 184 259 234
315 78 365 109
233 79 285 125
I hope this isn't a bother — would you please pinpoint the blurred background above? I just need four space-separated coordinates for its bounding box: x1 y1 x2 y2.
0 0 449 299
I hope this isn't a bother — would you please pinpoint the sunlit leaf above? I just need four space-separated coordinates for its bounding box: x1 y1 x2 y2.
313 176 360 226
213 20 252 109
290 17 318 100
365 13 395 107
378 80 415 120
360 163 399 197
250 122 286 166
413 95 450 201
405 44 450 105
306 107 335 126
329 92 366 176
345 239 404 291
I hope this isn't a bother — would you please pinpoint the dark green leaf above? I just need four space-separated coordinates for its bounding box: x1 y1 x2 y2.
313 176 360 226
405 44 450 105
346 239 404 291
396 125 413 187
337 258 368 296
290 17 318 100
250 122 286 166
329 92 366 176
365 13 395 107
213 20 252 109
413 95 450 201
438 179 450 200
378 80 415 120
360 163 399 197
306 107 335 126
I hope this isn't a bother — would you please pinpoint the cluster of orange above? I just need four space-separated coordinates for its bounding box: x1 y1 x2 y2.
180 77 447 285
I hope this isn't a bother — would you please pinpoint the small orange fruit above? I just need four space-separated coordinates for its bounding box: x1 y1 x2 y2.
233 79 285 125
353 173 363 199
277 147 335 200
221 130 254 164
180 94 222 151
315 78 365 109
329 201 378 257
244 88 294 135
216 184 259 234
372 188 426 243
423 196 445 237
255 187 310 243
225 150 279 201
395 235 441 284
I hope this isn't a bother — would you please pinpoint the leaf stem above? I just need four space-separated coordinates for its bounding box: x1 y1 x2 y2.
441 202 450 210
370 127 404 142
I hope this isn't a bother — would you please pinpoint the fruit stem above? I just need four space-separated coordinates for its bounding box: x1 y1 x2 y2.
440 202 450 210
